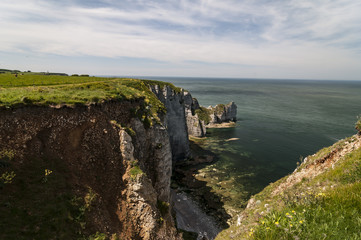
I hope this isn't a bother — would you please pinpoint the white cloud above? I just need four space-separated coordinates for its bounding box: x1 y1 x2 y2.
1 0 361 79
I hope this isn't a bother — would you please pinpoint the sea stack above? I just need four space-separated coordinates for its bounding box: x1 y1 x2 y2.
207 101 237 124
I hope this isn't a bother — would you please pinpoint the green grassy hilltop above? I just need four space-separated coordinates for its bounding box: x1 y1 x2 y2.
0 70 182 126
0 71 178 109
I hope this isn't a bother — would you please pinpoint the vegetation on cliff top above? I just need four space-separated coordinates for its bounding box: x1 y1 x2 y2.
195 107 211 125
217 129 361 240
141 79 182 93
0 71 183 125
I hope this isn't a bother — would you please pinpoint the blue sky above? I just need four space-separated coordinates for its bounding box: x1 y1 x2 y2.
1 0 361 80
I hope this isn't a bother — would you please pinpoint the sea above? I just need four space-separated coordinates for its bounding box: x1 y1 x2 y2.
137 77 361 208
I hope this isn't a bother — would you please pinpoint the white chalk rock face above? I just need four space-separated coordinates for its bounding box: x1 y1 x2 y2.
149 85 191 161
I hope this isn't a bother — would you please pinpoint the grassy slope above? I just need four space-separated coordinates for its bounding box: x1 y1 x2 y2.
217 134 361 240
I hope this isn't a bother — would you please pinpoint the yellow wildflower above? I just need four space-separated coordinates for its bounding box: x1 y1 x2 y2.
299 220 303 224
275 222 279 225
45 169 52 176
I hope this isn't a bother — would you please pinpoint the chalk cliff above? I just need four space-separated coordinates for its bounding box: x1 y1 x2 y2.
148 85 191 161
183 91 207 138
0 78 237 239
149 83 237 139
207 102 237 124
185 99 238 137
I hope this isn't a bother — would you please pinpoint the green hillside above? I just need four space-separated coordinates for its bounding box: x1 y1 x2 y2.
0 71 182 126
217 122 361 240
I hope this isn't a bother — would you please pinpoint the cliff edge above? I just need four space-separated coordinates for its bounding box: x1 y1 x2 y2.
0 76 188 240
216 122 361 240
0 74 238 240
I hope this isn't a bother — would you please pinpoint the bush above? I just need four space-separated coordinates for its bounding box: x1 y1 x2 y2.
129 165 143 179
356 116 361 134
157 200 169 216
195 107 211 124
88 232 106 240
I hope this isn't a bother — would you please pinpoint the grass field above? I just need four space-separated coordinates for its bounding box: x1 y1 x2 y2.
0 71 183 125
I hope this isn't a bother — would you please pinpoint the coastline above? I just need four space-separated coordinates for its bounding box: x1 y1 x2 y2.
206 122 237 129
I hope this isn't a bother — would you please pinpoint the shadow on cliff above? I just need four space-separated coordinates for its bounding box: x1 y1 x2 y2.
172 140 232 229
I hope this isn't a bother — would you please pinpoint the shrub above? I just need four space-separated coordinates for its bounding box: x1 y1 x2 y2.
125 127 136 137
129 165 143 179
84 187 98 209
0 149 15 167
214 104 225 114
88 232 106 240
0 171 16 184
157 200 169 216
195 107 211 124
356 116 361 134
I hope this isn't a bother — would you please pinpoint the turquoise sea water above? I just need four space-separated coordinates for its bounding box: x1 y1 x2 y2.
148 77 361 201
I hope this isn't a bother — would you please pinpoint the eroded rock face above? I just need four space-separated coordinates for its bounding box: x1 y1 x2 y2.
0 101 181 240
119 123 180 239
149 83 237 143
208 102 237 124
184 91 206 138
224 102 237 122
149 85 191 161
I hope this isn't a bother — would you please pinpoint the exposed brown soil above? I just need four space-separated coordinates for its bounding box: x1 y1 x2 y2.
0 100 180 240
272 134 361 196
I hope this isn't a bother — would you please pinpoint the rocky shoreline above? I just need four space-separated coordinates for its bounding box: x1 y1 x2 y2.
149 83 238 239
171 190 221 240
171 133 241 239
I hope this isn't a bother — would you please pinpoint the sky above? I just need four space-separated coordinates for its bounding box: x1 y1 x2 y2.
1 0 361 80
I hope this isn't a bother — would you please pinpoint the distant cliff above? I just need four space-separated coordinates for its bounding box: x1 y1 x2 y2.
148 84 237 149
185 93 237 137
207 102 237 125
